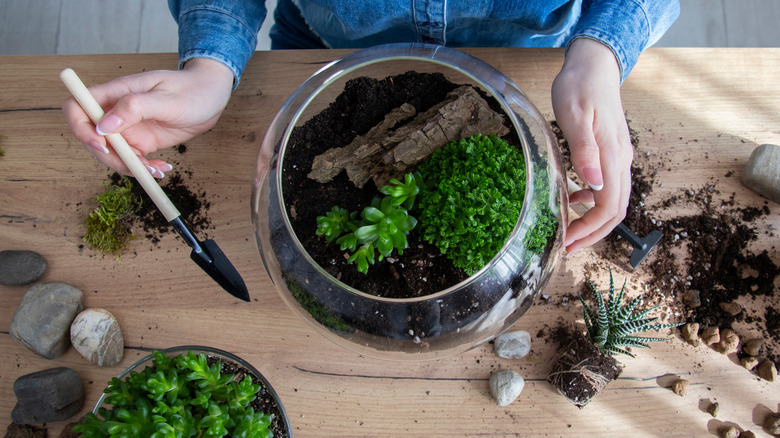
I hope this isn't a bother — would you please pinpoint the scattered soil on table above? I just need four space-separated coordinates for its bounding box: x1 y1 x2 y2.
553 119 780 365
280 71 531 298
103 147 213 248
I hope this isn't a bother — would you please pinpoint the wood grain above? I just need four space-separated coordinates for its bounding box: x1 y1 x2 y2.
1 48 778 437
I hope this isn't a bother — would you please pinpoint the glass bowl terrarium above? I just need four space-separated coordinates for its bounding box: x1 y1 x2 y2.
252 43 567 361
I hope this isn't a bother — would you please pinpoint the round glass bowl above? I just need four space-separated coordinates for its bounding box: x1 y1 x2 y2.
93 346 291 437
252 43 567 361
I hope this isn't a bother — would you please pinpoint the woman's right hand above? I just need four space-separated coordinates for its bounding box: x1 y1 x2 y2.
62 58 234 178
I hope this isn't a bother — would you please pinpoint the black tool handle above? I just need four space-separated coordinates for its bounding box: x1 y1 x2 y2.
170 217 212 262
614 223 645 249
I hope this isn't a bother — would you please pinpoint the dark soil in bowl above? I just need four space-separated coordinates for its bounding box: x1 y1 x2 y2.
280 71 529 299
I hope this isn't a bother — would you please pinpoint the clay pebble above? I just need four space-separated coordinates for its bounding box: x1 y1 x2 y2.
0 250 47 286
10 282 83 359
701 326 720 346
741 356 759 370
716 329 739 354
682 323 700 346
70 308 124 367
742 338 763 357
671 378 689 396
757 359 777 382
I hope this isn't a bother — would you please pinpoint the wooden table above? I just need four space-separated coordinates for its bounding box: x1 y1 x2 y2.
1 48 778 437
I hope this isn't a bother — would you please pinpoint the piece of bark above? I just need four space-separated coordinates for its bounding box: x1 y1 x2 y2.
308 85 509 188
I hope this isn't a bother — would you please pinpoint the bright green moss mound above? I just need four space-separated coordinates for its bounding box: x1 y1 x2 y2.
416 134 556 275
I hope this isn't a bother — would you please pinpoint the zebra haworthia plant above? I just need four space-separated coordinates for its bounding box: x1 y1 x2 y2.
580 267 684 358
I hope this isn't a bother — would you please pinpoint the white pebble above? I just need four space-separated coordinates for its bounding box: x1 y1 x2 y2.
494 330 531 359
489 369 525 406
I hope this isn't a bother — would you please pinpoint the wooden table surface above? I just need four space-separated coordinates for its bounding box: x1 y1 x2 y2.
1 48 778 437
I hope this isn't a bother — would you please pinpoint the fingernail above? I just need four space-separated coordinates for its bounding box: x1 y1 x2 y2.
583 166 603 191
89 140 109 154
160 162 173 172
96 113 123 136
564 247 580 258
146 165 157 176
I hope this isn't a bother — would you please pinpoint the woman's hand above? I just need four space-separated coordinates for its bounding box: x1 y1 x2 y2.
551 37 634 255
62 58 234 178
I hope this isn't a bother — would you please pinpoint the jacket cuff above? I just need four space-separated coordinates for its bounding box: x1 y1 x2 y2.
568 0 678 84
172 3 265 89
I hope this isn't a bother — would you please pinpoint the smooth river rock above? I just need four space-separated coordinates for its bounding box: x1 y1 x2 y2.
0 250 47 286
12 367 83 424
489 369 525 406
10 282 84 359
494 330 532 359
742 143 780 204
70 308 124 367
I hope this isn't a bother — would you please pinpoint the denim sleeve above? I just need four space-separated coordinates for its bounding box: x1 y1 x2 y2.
568 0 679 83
168 0 267 89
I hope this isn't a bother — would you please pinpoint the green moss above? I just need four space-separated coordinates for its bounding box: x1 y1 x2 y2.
83 176 141 255
416 134 556 275
287 277 351 332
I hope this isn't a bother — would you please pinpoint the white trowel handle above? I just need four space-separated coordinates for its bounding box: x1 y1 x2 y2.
60 68 180 222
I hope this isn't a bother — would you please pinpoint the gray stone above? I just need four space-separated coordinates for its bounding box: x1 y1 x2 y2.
742 144 780 204
0 250 47 286
70 308 124 367
489 369 524 406
494 330 531 359
10 282 84 359
12 367 83 424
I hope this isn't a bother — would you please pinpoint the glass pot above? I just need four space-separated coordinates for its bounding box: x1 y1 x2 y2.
92 346 291 437
252 43 567 361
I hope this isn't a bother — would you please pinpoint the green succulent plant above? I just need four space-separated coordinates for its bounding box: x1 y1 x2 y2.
316 173 420 274
73 350 273 438
315 206 351 243
580 268 684 357
378 171 424 209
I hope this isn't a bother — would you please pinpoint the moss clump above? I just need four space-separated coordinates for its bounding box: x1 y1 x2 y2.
416 133 556 275
83 176 141 255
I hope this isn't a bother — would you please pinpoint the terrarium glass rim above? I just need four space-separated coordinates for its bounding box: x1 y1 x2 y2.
91 345 291 434
274 43 538 302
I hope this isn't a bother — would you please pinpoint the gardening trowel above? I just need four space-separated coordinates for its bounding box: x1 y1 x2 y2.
60 68 250 302
566 177 662 269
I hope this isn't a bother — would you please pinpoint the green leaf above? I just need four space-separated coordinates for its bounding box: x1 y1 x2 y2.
336 233 358 252
362 206 385 223
348 243 375 274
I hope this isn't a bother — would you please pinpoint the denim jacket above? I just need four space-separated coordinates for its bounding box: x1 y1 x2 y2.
168 0 679 88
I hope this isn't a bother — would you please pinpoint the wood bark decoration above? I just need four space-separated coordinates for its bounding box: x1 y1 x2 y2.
307 85 510 189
